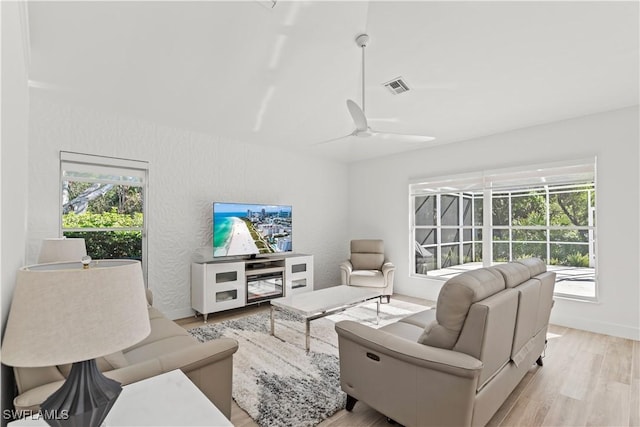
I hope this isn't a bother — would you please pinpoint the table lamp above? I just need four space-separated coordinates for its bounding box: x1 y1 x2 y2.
38 238 87 263
1 259 151 427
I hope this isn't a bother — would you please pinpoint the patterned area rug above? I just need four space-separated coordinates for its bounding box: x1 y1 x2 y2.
188 299 430 427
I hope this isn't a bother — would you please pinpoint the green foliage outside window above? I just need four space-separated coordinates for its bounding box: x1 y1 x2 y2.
415 184 594 274
63 209 143 260
63 179 144 260
491 186 593 266
63 230 142 260
63 209 142 229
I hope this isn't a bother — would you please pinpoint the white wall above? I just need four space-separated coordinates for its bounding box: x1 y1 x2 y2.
26 96 349 319
348 107 640 340
1 1 30 424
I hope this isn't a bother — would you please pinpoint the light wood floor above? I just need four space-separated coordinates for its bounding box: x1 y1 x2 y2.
176 295 640 427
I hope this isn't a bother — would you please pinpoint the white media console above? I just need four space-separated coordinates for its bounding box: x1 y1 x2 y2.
191 254 313 322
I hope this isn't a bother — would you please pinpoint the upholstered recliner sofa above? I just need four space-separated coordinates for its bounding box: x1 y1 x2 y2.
10 290 239 420
340 239 396 302
335 258 555 427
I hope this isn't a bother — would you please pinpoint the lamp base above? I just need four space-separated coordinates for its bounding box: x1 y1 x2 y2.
41 359 122 427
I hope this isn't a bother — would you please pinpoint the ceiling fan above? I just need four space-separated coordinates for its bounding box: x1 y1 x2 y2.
315 34 435 145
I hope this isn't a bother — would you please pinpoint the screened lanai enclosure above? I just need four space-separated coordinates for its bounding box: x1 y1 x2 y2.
411 161 597 300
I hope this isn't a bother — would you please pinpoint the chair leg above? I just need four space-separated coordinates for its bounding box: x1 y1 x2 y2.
536 355 544 366
346 394 358 411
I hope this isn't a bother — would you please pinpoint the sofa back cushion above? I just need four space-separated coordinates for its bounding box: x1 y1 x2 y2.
493 262 531 288
418 267 505 349
350 239 385 270
57 351 130 377
516 257 547 277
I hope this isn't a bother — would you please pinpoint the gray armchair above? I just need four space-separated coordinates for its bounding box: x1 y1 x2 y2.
340 239 395 302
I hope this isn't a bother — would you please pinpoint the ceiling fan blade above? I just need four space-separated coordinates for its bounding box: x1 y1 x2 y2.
324 35 436 146
346 99 368 132
311 132 355 146
370 130 436 143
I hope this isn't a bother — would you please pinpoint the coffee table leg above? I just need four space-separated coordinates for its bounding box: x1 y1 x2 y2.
376 298 380 325
305 319 310 352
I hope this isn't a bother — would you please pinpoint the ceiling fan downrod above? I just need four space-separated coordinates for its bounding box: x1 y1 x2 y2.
356 33 369 114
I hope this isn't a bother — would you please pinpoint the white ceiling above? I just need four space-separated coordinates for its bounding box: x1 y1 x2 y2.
25 1 639 162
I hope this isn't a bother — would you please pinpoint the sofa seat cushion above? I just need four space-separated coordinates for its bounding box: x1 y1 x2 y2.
379 321 424 341
13 379 66 412
57 350 129 377
349 270 386 288
124 335 198 365
125 316 189 352
399 309 436 329
103 351 130 369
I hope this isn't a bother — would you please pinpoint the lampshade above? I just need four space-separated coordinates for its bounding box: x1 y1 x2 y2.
38 238 87 264
2 259 150 367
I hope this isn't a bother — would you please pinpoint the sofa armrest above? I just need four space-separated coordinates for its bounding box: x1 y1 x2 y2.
106 338 238 383
335 320 482 378
336 320 482 427
15 340 239 414
13 358 165 413
339 261 353 285
145 288 153 306
381 262 395 274
157 338 238 373
381 262 396 285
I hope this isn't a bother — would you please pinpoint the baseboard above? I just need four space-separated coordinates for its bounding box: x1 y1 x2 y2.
163 307 197 321
550 312 640 341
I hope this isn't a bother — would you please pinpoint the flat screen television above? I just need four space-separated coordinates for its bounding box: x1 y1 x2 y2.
213 202 292 258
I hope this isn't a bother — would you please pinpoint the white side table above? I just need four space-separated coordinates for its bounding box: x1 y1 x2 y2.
8 369 233 427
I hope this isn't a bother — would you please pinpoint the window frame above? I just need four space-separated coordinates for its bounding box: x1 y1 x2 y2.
409 158 597 302
59 151 149 282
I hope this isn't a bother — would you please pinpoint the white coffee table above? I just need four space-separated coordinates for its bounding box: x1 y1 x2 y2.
270 285 381 352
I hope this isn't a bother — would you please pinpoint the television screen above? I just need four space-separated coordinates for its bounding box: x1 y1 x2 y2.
213 202 292 257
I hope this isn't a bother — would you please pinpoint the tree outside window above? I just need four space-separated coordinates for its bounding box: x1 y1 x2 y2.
411 161 596 300
60 152 148 279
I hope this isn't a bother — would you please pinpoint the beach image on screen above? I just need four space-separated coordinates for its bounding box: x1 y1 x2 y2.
213 203 292 257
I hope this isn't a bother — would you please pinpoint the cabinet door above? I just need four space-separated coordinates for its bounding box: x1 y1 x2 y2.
285 256 313 295
204 262 246 312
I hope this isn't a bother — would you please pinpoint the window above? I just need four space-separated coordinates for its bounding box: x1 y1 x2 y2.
60 151 149 279
410 159 597 300
414 192 483 274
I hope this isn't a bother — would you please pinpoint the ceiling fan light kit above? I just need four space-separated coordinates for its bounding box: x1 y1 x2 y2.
314 33 435 146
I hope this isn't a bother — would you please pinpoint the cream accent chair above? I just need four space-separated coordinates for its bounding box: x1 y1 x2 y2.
340 239 396 302
335 258 555 427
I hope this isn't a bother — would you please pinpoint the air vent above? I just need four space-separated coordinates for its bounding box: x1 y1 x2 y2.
383 77 410 95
